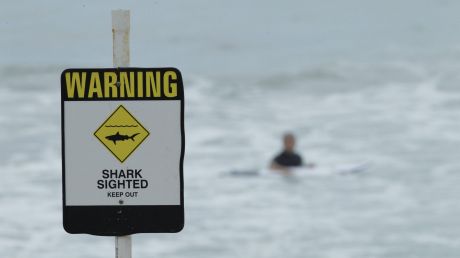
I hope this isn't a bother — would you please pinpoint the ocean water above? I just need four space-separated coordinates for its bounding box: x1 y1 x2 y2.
2 1 460 258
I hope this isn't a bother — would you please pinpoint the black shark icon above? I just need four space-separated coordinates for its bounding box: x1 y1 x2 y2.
105 132 140 145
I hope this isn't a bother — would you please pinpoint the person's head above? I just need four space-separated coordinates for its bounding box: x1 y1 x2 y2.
283 133 296 152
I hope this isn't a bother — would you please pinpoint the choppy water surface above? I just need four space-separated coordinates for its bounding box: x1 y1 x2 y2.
2 1 460 258
2 61 460 258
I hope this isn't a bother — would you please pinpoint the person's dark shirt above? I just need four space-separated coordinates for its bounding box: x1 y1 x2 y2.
273 151 302 167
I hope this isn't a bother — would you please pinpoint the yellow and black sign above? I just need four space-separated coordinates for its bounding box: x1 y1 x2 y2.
62 67 182 101
61 67 184 236
94 105 149 163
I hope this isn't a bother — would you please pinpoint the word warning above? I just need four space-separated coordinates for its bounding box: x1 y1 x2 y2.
61 68 184 236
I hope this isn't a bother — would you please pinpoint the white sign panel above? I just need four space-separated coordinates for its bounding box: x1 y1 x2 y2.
61 68 184 235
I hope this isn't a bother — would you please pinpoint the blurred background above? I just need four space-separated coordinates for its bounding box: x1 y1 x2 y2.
2 0 460 257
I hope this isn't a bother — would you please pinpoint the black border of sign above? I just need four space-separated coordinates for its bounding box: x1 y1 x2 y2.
61 67 185 236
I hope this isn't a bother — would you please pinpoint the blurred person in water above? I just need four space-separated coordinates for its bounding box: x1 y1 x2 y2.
270 133 315 172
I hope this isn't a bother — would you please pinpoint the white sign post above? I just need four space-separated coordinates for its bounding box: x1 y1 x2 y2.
61 9 184 255
112 10 132 258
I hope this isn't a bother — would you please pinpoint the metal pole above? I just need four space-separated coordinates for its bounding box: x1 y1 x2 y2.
112 9 130 67
116 235 132 258
112 9 132 258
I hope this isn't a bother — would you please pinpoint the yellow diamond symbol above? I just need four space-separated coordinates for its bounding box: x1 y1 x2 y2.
94 105 149 163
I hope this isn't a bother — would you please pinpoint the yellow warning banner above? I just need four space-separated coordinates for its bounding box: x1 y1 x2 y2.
61 68 183 101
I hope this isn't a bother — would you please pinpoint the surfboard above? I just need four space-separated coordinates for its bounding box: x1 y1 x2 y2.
226 162 370 177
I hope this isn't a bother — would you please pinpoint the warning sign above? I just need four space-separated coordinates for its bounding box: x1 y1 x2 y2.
61 68 184 236
94 105 149 163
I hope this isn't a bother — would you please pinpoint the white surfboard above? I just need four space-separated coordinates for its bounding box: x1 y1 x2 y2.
227 162 370 177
